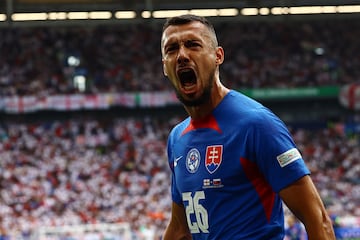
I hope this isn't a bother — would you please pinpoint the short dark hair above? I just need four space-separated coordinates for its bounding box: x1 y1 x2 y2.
162 14 218 46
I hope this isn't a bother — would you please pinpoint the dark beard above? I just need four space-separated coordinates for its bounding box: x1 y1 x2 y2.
175 81 213 107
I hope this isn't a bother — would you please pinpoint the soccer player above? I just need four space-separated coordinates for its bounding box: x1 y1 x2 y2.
161 14 335 239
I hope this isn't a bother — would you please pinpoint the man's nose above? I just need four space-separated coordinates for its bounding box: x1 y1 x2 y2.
177 46 189 64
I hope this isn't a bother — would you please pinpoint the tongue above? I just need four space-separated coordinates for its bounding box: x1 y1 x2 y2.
183 82 196 92
183 81 195 86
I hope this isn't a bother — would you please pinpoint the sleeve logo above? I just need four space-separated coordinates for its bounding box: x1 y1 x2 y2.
276 148 302 167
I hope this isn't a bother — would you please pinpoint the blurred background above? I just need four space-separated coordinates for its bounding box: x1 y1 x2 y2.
0 0 359 239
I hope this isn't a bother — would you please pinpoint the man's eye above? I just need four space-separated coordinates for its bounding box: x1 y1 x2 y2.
165 45 177 53
186 41 201 48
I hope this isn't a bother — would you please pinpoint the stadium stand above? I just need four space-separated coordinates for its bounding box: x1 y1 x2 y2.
0 19 359 96
0 12 360 240
0 110 359 239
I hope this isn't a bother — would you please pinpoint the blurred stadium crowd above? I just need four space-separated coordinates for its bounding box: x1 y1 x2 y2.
0 19 359 96
0 115 359 238
0 17 360 239
0 115 175 239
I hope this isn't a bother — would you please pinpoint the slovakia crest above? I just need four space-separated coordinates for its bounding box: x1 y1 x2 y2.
205 145 223 174
186 148 201 173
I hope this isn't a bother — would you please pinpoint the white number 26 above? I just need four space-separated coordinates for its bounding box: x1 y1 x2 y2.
182 191 209 234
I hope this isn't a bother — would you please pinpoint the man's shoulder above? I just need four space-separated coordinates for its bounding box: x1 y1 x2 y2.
169 117 191 137
222 90 263 110
218 90 271 120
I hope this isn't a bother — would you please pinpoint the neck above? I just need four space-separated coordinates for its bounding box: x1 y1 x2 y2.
185 82 229 120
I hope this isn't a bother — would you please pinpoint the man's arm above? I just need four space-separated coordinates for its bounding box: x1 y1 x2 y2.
279 175 336 240
163 201 192 240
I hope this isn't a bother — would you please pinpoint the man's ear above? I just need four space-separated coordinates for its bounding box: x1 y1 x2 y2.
215 46 224 65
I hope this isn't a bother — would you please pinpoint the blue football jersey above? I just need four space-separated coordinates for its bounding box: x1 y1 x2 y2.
167 90 310 240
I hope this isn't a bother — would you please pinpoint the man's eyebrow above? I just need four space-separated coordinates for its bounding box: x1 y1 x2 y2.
164 42 178 48
186 39 202 44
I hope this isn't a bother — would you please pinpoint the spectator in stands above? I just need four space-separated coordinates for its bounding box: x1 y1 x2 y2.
0 116 359 239
1 19 359 96
285 214 308 240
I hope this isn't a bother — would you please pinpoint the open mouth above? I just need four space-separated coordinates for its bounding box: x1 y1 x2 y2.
178 69 197 90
